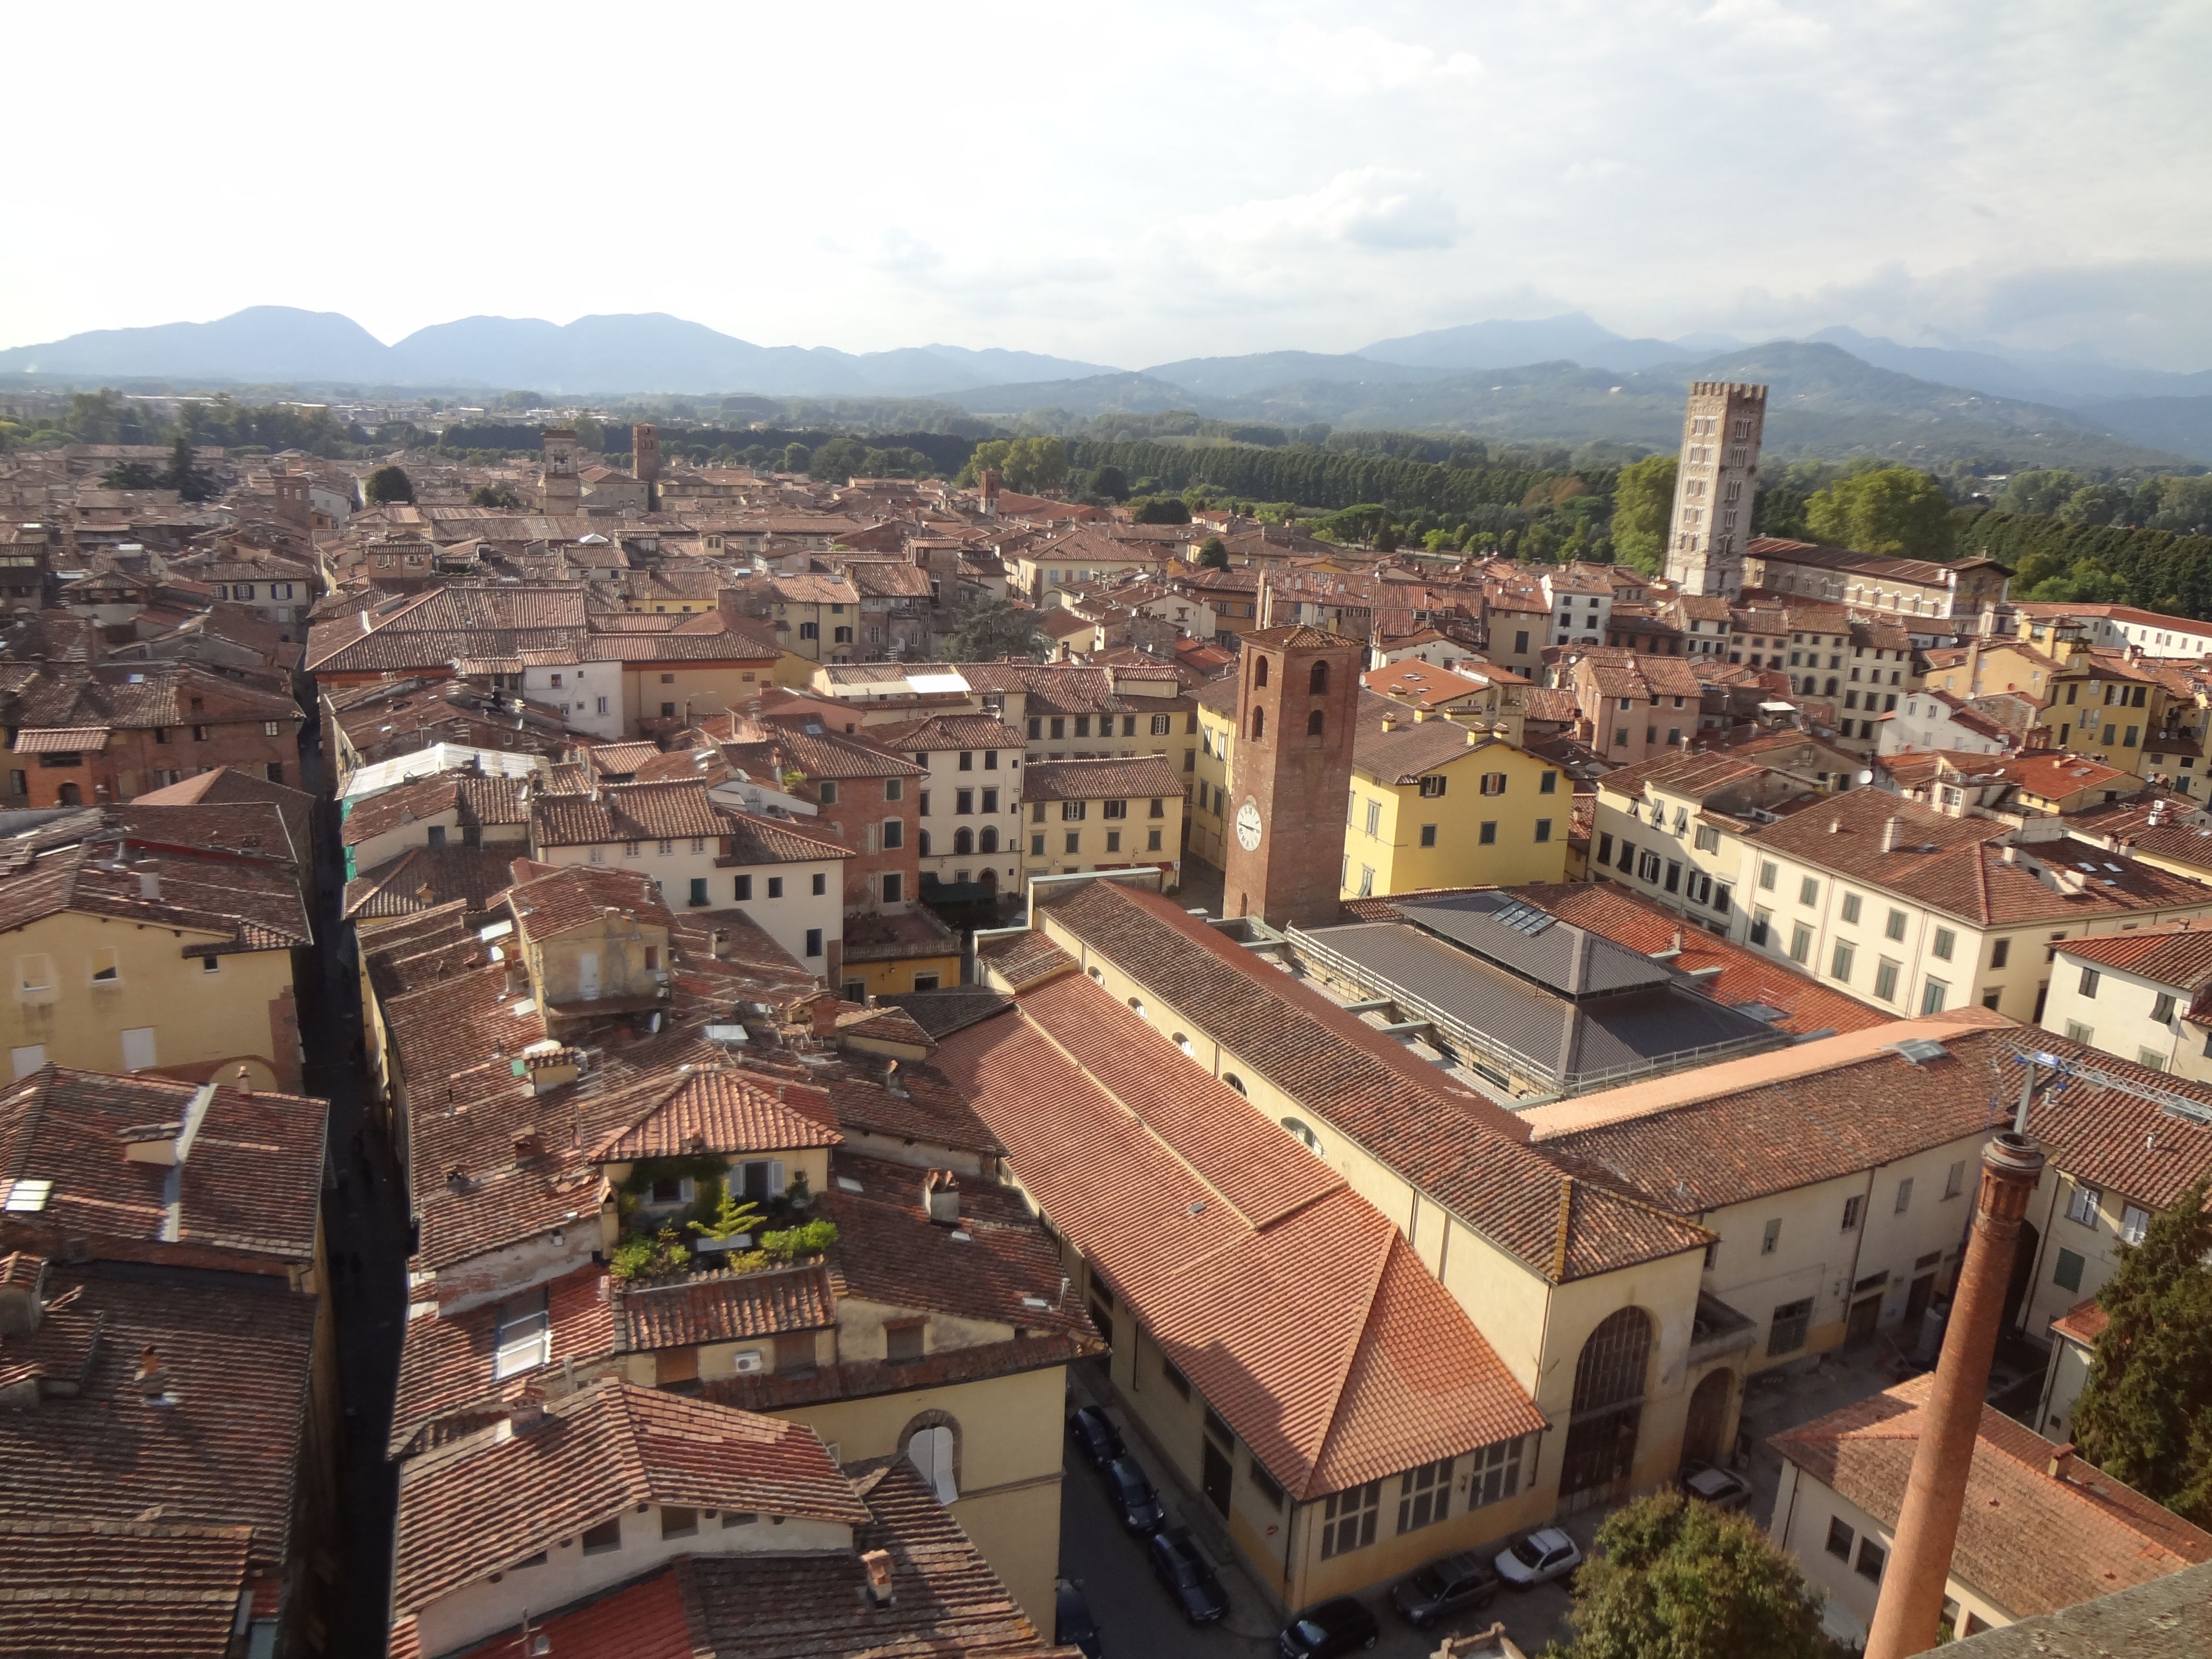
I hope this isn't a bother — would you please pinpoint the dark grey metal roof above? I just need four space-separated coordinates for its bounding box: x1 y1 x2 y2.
1395 890 1671 998
1297 920 1782 1092
1947 1559 2212 1657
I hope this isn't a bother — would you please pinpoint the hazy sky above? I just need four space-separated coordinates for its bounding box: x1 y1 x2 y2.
11 0 2211 367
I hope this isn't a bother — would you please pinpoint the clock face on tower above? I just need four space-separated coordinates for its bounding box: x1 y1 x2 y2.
1235 797 1263 852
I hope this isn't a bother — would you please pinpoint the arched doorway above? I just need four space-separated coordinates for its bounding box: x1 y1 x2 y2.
56 782 80 806
1683 1370 1733 1467
1559 1307 1652 1511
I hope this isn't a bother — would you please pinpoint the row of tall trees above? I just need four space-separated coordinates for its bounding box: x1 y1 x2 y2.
1064 436 1589 517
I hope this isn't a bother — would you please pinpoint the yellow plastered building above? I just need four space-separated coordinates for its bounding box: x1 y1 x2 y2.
1342 705 1568 900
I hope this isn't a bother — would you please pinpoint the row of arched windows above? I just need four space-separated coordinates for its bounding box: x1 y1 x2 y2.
1249 708 1326 739
1252 657 1331 695
917 827 999 856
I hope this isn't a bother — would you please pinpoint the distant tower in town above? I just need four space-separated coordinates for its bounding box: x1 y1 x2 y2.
1663 382 1766 598
1221 625 1361 930
540 427 581 514
631 421 661 510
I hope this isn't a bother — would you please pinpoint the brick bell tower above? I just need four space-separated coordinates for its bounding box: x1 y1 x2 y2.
1222 625 1361 930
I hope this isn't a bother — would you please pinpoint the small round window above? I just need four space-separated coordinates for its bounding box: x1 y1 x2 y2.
1172 1033 1194 1057
1281 1117 1322 1154
1222 1074 1246 1095
1127 997 1147 1021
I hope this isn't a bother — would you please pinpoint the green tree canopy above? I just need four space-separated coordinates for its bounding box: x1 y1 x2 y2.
1197 536 1228 568
468 482 522 509
160 436 216 503
1804 466 1955 560
363 465 415 505
2070 1176 2212 1526
780 443 812 474
941 600 1047 662
1546 1490 1845 1659
2058 482 2128 527
1610 453 1678 572
1997 469 2084 517
100 459 162 490
1128 495 1191 525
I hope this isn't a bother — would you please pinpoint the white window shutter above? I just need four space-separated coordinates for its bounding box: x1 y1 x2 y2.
907 1426 958 1505
770 1160 785 1198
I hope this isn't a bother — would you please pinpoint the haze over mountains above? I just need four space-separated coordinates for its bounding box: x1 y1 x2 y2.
5 305 2210 464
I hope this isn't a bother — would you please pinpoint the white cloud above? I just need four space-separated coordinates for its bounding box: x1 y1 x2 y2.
1275 22 1480 93
1197 169 1462 252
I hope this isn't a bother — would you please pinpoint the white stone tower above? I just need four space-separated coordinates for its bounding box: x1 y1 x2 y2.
1663 382 1766 598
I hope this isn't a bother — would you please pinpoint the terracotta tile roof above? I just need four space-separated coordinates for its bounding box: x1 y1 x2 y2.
0 661 300 731
438 1455 1060 1659
345 844 519 919
1019 755 1183 803
1524 1013 2020 1212
532 780 729 847
587 1065 843 1162
0 1517 254 1659
0 1264 315 1577
1746 790 2212 928
749 726 926 780
2057 920 2212 989
1771 1373 2212 1618
0 824 310 951
2049 1293 2109 1348
1034 880 1711 1280
506 861 671 940
392 1382 868 1618
613 1262 837 1352
722 811 850 866
816 1063 1001 1154
974 930 1074 991
2023 1032 2212 1212
390 1264 619 1457
929 982 1544 1498
864 713 1029 752
0 1068 325 1262
434 1566 698 1659
1352 697 1511 783
816 1150 1096 1340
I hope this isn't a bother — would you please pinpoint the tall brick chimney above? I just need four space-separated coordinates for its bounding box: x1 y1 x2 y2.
1863 1131 2046 1659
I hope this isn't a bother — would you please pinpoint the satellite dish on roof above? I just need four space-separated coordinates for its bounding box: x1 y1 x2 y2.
1855 769 1875 784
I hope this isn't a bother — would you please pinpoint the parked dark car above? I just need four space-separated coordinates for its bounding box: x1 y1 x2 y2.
1278 1596 1380 1658
1054 1577 1104 1659
1102 1454 1165 1532
1147 1527 1228 1624
1390 1550 1501 1627
1678 1461 1753 1512
1067 1404 1126 1470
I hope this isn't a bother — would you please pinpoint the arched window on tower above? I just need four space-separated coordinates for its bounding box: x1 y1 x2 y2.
1307 709 1324 737
1250 708 1265 740
1254 656 1269 688
953 828 974 856
977 825 998 854
1309 660 1329 695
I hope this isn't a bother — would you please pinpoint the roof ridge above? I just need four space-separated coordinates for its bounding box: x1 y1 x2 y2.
1298 1221 1402 1498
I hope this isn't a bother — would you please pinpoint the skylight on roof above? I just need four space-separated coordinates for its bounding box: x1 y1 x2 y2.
1 1177 52 1213
1896 1039 1951 1065
1488 900 1557 937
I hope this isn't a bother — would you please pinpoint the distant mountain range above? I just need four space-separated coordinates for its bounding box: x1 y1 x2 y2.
0 307 1118 400
4 305 2210 464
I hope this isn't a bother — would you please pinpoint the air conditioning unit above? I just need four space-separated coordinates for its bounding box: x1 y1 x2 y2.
731 1349 765 1374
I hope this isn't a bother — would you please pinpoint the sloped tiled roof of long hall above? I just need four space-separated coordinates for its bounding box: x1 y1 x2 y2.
1033 878 1712 1281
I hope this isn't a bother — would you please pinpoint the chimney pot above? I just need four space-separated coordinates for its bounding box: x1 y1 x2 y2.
1880 815 1902 854
861 1548 896 1606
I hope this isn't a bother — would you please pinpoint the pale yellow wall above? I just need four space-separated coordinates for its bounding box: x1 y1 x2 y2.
1046 912 1708 1533
775 1360 1068 1627
524 914 672 1006
2018 1162 2152 1346
1703 1134 1986 1363
1773 1462 2013 1643
347 805 462 874
1 911 293 1083
1190 702 1236 867
1343 741 1567 898
620 661 775 730
848 953 961 997
1021 794 1184 883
